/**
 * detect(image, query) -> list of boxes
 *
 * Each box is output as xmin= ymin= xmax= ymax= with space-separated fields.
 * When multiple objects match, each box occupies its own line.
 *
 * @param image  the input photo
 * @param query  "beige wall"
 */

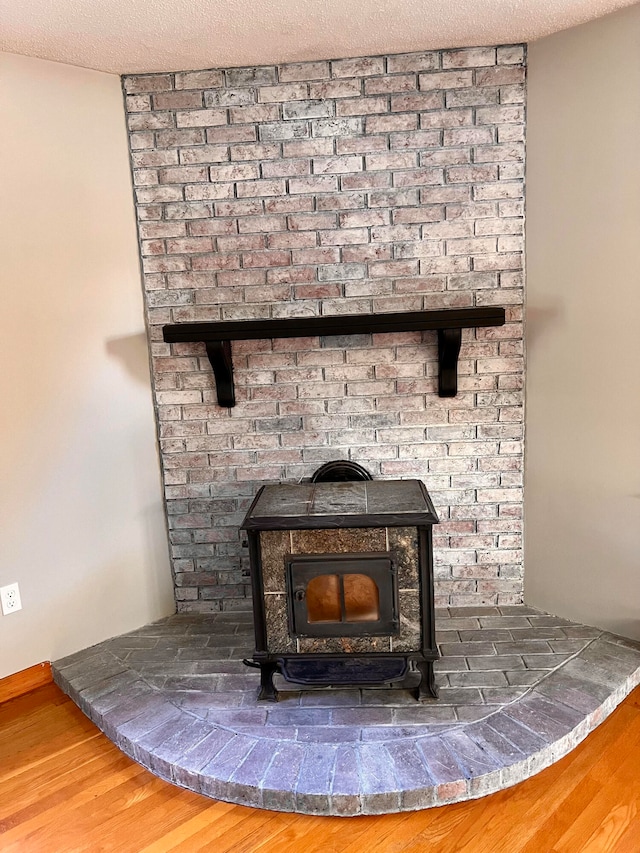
xmin=0 ymin=52 xmax=174 ymax=679
xmin=525 ymin=5 xmax=640 ymax=639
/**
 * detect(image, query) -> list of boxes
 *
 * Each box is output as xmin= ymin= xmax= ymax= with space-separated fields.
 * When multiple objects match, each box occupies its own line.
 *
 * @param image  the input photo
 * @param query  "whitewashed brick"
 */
xmin=278 ymin=61 xmax=330 ymax=82
xmin=206 ymin=126 xmax=256 ymax=144
xmin=184 ymin=183 xmax=234 ymax=201
xmin=500 ymin=84 xmax=526 ymax=104
xmin=336 ymin=96 xmax=389 ymax=116
xmin=156 ymin=129 xmax=205 ymax=148
xmin=309 ymin=79 xmax=362 ymax=99
xmin=175 ymin=109 xmax=227 ymax=128
xmin=476 ymin=105 xmax=525 ymax=125
xmin=319 ymin=228 xmax=369 ymax=246
xmin=229 ymin=104 xmax=279 ymax=124
xmin=259 ymin=82 xmax=308 ymax=103
xmin=475 ymin=143 xmax=525 ymax=163
xmin=291 ymin=247 xmax=340 ymax=264
xmin=259 ymin=122 xmax=309 ymax=141
xmin=336 ymin=136 xmax=388 ymax=154
xmin=125 ymin=74 xmax=172 ymax=94
xmin=420 ymin=109 xmax=474 ymax=129
xmin=134 ymin=167 xmax=157 ymax=189
xmin=342 ymin=244 xmax=392 ymax=262
xmin=442 ymin=48 xmax=496 ymax=68
xmin=230 ymin=143 xmax=280 ymax=161
xmin=473 ymin=182 xmax=523 ymax=201
xmin=129 ymin=131 xmax=154 ymax=149
xmin=500 ymin=163 xmax=525 ymax=180
xmin=132 ymin=150 xmax=178 ymax=168
xmin=342 ymin=172 xmax=392 ymax=191
xmin=391 ymin=92 xmax=444 ymax=111
xmin=139 ymin=222 xmax=186 ymax=239
xmin=393 ymin=168 xmax=445 ymax=188
xmin=366 ymin=151 xmax=417 ymax=170
xmin=446 ymin=165 xmax=498 ymax=183
xmin=224 ymin=65 xmax=276 ymax=87
xmin=420 ymin=148 xmax=471 ymax=167
xmin=175 ymin=69 xmax=223 ymax=90
xmin=445 ymin=88 xmax=498 ymax=108
xmin=475 ymin=218 xmax=523 ymax=236
xmin=366 ymin=114 xmax=418 ymax=133
xmin=318 ymin=263 xmax=366 ymax=281
xmin=389 ymin=129 xmax=441 ymax=150
xmin=421 ymin=220 xmax=474 ymax=239
xmin=124 ymin=41 xmax=526 ymax=610
xmin=473 ymin=253 xmax=522 ymax=271
xmin=339 ymin=210 xmax=387 ymax=228
xmin=365 ymin=74 xmax=417 ymax=95
xmin=313 ymin=155 xmax=363 ymax=174
xmin=179 ymin=146 xmax=229 ymax=164
xmin=332 ymin=56 xmax=385 ymax=77
xmin=371 ymin=224 xmax=420 ymax=242
xmin=283 ymin=100 xmax=333 ymax=120
xmin=154 ymin=91 xmax=203 ymax=110
xmin=393 ymin=206 xmax=443 ymax=224
xmin=420 ymin=257 xmax=471 ymax=275
xmin=311 ymin=117 xmax=363 ymax=137
xmin=289 ymin=175 xmax=338 ymax=194
xmin=126 ymin=94 xmax=151 ymax=112
xmin=497 ymin=45 xmax=526 ymax=65
xmin=420 ymin=70 xmax=473 ymax=90
xmin=236 ymin=179 xmax=286 ymax=198
xmin=204 ymin=88 xmax=255 ymax=108
xmin=128 ymin=112 xmax=174 ymax=131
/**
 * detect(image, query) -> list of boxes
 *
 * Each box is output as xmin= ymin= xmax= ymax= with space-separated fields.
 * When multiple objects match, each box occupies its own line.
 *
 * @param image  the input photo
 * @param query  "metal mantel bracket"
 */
xmin=205 ymin=341 xmax=235 ymax=408
xmin=162 ymin=307 xmax=505 ymax=408
xmin=437 ymin=328 xmax=463 ymax=397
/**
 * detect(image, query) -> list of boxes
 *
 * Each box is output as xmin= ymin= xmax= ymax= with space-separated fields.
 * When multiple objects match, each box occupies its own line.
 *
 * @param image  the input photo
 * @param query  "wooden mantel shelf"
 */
xmin=162 ymin=307 xmax=505 ymax=408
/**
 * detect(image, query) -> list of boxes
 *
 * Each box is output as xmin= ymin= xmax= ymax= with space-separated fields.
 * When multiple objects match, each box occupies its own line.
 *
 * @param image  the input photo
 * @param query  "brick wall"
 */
xmin=123 ymin=44 xmax=526 ymax=612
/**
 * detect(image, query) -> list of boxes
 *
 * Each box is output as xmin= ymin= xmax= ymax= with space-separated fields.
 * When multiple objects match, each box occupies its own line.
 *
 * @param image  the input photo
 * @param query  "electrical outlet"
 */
xmin=0 ymin=583 xmax=22 ymax=615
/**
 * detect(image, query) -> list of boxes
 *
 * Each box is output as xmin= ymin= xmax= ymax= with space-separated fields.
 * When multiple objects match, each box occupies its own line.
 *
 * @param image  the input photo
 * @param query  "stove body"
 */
xmin=241 ymin=479 xmax=439 ymax=701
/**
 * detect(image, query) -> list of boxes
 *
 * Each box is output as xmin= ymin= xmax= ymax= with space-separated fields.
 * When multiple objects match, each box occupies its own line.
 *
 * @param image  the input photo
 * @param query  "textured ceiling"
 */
xmin=0 ymin=0 xmax=636 ymax=75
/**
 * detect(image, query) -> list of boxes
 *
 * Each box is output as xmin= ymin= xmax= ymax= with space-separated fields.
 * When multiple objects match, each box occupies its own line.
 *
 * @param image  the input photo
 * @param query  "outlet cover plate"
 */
xmin=0 ymin=583 xmax=22 ymax=615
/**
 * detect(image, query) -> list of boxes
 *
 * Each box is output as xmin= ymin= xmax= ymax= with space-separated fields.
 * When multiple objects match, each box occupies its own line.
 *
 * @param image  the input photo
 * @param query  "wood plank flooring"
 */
xmin=1 ymin=684 xmax=639 ymax=852
xmin=0 ymin=663 xmax=52 ymax=705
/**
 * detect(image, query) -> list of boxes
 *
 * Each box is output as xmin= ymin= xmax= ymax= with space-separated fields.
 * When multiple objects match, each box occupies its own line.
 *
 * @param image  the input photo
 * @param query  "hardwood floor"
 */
xmin=0 ymin=663 xmax=51 ymax=705
xmin=1 ymin=684 xmax=639 ymax=852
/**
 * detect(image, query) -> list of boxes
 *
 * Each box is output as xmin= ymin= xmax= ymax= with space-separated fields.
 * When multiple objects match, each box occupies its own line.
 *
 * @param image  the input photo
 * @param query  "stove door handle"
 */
xmin=294 ymin=588 xmax=306 ymax=602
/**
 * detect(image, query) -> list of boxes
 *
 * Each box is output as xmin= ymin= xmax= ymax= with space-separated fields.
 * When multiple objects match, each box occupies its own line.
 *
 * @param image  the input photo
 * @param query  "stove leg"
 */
xmin=414 ymin=661 xmax=439 ymax=701
xmin=257 ymin=661 xmax=279 ymax=702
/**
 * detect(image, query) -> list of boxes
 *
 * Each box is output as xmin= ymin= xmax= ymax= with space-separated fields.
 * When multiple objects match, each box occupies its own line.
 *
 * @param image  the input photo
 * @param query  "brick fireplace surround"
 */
xmin=123 ymin=44 xmax=526 ymax=614
xmin=49 ymin=43 xmax=640 ymax=817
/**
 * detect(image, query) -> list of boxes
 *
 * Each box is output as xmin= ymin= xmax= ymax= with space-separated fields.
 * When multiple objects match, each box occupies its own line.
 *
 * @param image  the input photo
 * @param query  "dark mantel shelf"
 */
xmin=162 ymin=307 xmax=505 ymax=408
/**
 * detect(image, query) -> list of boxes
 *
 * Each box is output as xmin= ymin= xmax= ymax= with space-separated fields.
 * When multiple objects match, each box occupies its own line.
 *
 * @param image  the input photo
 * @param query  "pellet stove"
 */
xmin=241 ymin=477 xmax=439 ymax=701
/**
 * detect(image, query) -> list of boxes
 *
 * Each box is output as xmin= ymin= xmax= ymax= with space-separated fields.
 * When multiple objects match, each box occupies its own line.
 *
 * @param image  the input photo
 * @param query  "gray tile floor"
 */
xmin=53 ymin=606 xmax=640 ymax=815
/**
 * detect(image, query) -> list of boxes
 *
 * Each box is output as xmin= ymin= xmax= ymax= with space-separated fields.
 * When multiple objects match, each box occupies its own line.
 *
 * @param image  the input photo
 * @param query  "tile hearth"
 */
xmin=53 ymin=606 xmax=640 ymax=816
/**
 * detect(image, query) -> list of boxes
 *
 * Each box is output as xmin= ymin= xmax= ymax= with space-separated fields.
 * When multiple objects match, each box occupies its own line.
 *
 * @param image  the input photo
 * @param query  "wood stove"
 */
xmin=241 ymin=478 xmax=439 ymax=701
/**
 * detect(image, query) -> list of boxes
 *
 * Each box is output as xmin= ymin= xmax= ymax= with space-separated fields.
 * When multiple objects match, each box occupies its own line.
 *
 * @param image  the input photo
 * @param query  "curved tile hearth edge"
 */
xmin=52 ymin=608 xmax=640 ymax=816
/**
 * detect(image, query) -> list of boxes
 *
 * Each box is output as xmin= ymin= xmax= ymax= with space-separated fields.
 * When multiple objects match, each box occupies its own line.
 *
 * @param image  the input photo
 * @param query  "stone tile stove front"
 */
xmin=241 ymin=479 xmax=440 ymax=701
